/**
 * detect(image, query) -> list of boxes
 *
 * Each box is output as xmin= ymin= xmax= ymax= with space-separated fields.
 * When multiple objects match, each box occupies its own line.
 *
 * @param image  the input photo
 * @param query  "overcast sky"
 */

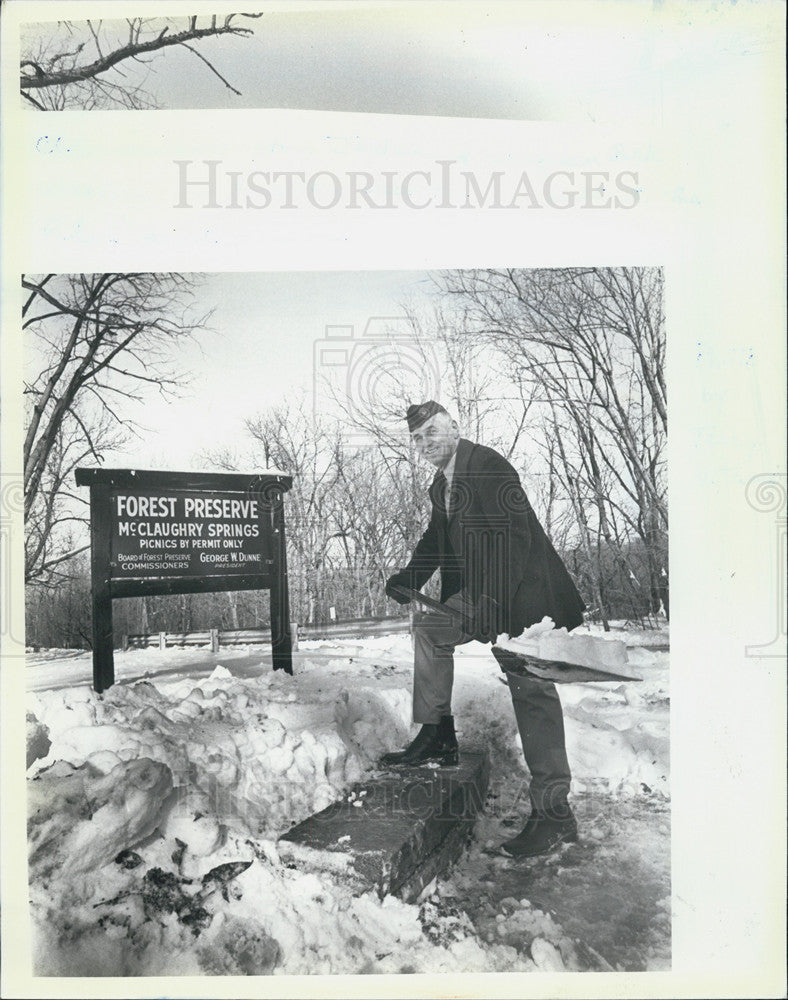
xmin=19 ymin=1 xmax=736 ymax=123
xmin=102 ymin=270 xmax=438 ymax=470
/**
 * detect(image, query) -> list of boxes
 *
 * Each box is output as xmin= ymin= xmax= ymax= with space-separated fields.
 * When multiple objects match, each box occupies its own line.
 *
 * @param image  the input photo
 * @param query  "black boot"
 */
xmin=437 ymin=714 xmax=459 ymax=765
xmin=499 ymin=807 xmax=578 ymax=858
xmin=380 ymin=717 xmax=458 ymax=767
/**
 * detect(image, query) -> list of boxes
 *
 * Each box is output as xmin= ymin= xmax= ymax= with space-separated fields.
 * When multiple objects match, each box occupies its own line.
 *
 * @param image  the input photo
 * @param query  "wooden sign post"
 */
xmin=75 ymin=468 xmax=294 ymax=692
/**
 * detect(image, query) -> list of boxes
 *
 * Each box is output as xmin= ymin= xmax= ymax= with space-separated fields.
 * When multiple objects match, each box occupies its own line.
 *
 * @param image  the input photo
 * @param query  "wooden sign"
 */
xmin=75 ymin=468 xmax=294 ymax=692
xmin=109 ymin=489 xmax=271 ymax=579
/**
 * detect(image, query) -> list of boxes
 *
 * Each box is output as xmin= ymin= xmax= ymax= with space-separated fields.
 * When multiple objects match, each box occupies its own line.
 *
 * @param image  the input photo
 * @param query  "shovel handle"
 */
xmin=388 ymin=584 xmax=489 ymax=638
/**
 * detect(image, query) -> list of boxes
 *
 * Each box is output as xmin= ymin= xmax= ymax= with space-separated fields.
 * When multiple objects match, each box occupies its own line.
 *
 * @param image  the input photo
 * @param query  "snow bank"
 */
xmin=26 ymin=624 xmax=669 ymax=975
xmin=498 ymin=615 xmax=629 ymax=670
xmin=26 ymin=712 xmax=50 ymax=767
xmin=446 ymin=638 xmax=669 ymax=800
xmin=29 ymin=757 xmax=172 ymax=876
xmin=28 ymin=652 xmax=517 ymax=976
xmin=29 ymin=663 xmax=405 ymax=842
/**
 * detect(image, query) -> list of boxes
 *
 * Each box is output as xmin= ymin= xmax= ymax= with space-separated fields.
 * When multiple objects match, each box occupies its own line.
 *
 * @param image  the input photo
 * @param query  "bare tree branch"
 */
xmin=23 ymin=272 xmax=208 ymax=582
xmin=180 ymin=42 xmax=242 ymax=95
xmin=21 ymin=14 xmax=261 ymax=110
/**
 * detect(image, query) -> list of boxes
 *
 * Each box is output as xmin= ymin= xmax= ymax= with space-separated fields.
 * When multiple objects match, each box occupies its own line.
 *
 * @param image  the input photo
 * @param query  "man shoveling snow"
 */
xmin=383 ymin=401 xmax=589 ymax=859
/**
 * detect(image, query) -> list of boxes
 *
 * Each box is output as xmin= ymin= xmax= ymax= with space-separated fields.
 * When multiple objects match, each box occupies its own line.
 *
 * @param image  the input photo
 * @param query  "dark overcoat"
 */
xmin=401 ymin=438 xmax=585 ymax=634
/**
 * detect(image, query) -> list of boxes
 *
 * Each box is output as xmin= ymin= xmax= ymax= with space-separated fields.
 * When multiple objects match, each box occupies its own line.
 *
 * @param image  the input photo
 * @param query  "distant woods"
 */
xmin=24 ymin=267 xmax=667 ymax=648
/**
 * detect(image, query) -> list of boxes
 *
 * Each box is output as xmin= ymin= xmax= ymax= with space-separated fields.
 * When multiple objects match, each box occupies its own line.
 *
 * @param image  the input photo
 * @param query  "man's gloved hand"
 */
xmin=385 ymin=571 xmax=413 ymax=604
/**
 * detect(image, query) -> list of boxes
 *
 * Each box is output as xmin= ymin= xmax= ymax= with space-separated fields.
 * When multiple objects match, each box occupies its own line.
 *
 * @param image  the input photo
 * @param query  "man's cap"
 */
xmin=406 ymin=400 xmax=449 ymax=432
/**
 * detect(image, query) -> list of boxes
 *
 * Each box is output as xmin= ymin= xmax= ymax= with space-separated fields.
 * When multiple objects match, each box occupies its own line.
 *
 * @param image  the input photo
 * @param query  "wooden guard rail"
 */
xmin=122 ymin=615 xmax=411 ymax=652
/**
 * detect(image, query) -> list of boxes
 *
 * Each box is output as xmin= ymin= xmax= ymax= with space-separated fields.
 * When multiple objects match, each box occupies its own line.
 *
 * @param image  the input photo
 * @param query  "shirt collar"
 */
xmin=442 ymin=445 xmax=459 ymax=483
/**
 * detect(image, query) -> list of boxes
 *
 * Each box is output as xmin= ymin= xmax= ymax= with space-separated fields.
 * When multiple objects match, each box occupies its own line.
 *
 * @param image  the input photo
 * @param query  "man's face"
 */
xmin=411 ymin=414 xmax=460 ymax=468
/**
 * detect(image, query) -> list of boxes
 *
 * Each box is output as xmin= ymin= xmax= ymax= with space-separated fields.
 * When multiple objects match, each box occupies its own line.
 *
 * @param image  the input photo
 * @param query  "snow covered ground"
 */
xmin=26 ymin=621 xmax=669 ymax=977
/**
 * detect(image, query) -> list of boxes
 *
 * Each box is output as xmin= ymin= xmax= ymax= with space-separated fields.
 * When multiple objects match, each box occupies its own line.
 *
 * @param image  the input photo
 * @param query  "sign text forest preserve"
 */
xmin=110 ymin=489 xmax=269 ymax=578
xmin=76 ymin=467 xmax=294 ymax=691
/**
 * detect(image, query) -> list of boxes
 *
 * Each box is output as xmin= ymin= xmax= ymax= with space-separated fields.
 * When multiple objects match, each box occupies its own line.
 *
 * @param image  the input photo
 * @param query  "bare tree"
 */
xmin=23 ymin=404 xmax=124 ymax=589
xmin=438 ymin=267 xmax=668 ymax=622
xmin=311 ymin=305 xmax=551 ymax=614
xmin=23 ymin=273 xmax=208 ymax=582
xmin=328 ymin=444 xmax=440 ymax=616
xmin=202 ymin=391 xmax=434 ymax=623
xmin=233 ymin=397 xmax=343 ymax=623
xmin=20 ymin=14 xmax=262 ymax=110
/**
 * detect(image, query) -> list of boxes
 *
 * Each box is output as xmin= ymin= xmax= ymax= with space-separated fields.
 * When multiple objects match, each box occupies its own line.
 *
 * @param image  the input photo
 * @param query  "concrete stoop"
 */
xmin=278 ymin=749 xmax=490 ymax=902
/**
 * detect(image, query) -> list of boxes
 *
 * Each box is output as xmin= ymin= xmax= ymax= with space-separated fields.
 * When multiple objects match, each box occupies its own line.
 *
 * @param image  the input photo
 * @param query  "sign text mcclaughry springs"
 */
xmin=112 ymin=491 xmax=268 ymax=578
xmin=76 ymin=468 xmax=294 ymax=691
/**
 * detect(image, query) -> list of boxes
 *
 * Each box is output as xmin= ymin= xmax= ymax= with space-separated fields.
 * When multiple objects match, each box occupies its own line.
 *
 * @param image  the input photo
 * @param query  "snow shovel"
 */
xmin=489 ymin=644 xmax=642 ymax=684
xmin=387 ymin=583 xmax=494 ymax=637
xmin=389 ymin=584 xmax=641 ymax=684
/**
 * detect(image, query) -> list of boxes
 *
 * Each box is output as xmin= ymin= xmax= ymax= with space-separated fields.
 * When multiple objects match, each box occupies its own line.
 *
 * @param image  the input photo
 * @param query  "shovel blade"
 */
xmin=492 ymin=645 xmax=642 ymax=684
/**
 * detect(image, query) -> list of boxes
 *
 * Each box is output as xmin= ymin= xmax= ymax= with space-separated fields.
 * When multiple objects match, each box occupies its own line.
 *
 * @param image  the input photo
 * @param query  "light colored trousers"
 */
xmin=412 ymin=591 xmax=572 ymax=815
